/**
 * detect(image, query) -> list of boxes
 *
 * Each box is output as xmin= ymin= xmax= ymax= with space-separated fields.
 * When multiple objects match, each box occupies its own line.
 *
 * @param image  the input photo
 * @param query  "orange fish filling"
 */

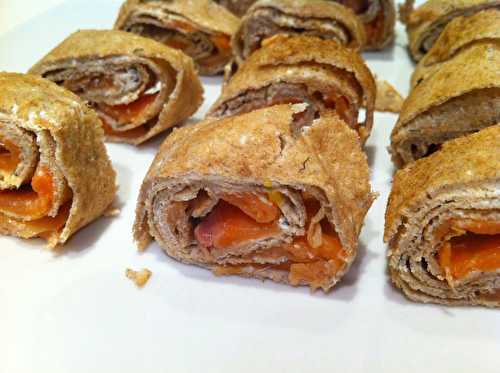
xmin=438 ymin=220 xmax=500 ymax=280
xmin=100 ymin=120 xmax=149 ymax=139
xmin=194 ymin=199 xmax=281 ymax=249
xmin=0 ymin=166 xmax=54 ymax=219
xmin=162 ymin=18 xmax=230 ymax=57
xmin=220 ymin=192 xmax=280 ymax=223
xmin=0 ymin=202 xmax=71 ymax=240
xmin=98 ymin=92 xmax=159 ymax=127
xmin=324 ymin=94 xmax=354 ymax=126
xmin=0 ymin=138 xmax=21 ymax=174
xmin=211 ymin=34 xmax=231 ymax=52
xmin=166 ymin=20 xmax=198 ymax=34
xmin=364 ymin=9 xmax=385 ymax=46
xmin=194 ymin=192 xmax=347 ymax=283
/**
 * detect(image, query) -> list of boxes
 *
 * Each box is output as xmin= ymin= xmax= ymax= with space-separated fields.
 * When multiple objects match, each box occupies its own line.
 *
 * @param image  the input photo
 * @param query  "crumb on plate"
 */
xmin=126 ymin=268 xmax=152 ymax=288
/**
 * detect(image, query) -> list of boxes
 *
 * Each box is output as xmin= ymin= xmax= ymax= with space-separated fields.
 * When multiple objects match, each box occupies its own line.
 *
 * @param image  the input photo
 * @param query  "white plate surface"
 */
xmin=0 ymin=1 xmax=498 ymax=372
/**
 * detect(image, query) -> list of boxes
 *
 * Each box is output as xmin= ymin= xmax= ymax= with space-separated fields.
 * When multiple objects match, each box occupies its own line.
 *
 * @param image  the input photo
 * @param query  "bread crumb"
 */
xmin=104 ymin=207 xmax=121 ymax=217
xmin=375 ymin=80 xmax=404 ymax=113
xmin=126 ymin=268 xmax=152 ymax=288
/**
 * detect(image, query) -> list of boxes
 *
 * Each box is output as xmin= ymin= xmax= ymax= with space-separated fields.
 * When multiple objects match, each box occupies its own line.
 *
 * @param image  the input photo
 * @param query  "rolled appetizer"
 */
xmin=411 ymin=9 xmax=500 ymax=88
xmin=232 ymin=0 xmax=366 ymax=65
xmin=134 ymin=104 xmax=374 ymax=291
xmin=30 ymin=30 xmax=203 ymax=146
xmin=400 ymin=0 xmax=500 ymax=61
xmin=209 ymin=35 xmax=376 ymax=143
xmin=0 ymin=73 xmax=116 ymax=248
xmin=336 ymin=0 xmax=396 ymax=49
xmin=385 ymin=125 xmax=500 ymax=307
xmin=114 ymin=0 xmax=240 ymax=75
xmin=390 ymin=41 xmax=500 ymax=168
xmin=216 ymin=0 xmax=395 ymax=49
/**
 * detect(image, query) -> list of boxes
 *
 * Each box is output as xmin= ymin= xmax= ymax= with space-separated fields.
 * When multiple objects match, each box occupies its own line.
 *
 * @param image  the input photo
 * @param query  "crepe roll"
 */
xmin=0 ymin=73 xmax=116 ymax=248
xmin=114 ymin=0 xmax=240 ymax=75
xmin=336 ymin=0 xmax=396 ymax=49
xmin=390 ymin=42 xmax=500 ymax=168
xmin=400 ymin=0 xmax=500 ymax=61
xmin=29 ymin=30 xmax=203 ymax=146
xmin=232 ymin=0 xmax=366 ymax=65
xmin=411 ymin=9 xmax=500 ymax=88
xmin=209 ymin=35 xmax=376 ymax=142
xmin=385 ymin=125 xmax=500 ymax=307
xmin=134 ymin=104 xmax=374 ymax=291
xmin=216 ymin=0 xmax=395 ymax=49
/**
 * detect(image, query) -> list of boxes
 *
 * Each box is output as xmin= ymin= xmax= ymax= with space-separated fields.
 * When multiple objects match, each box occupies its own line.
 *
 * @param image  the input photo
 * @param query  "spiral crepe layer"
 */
xmin=411 ymin=8 xmax=500 ymax=88
xmin=390 ymin=42 xmax=500 ymax=167
xmin=385 ymin=126 xmax=500 ymax=307
xmin=134 ymin=104 xmax=374 ymax=290
xmin=115 ymin=0 xmax=240 ymax=75
xmin=0 ymin=73 xmax=116 ymax=248
xmin=402 ymin=0 xmax=500 ymax=61
xmin=232 ymin=0 xmax=367 ymax=66
xmin=30 ymin=30 xmax=203 ymax=145
xmin=209 ymin=35 xmax=376 ymax=143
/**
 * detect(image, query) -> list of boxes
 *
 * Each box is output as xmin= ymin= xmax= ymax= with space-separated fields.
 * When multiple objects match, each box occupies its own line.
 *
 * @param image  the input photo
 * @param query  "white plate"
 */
xmin=0 ymin=1 xmax=498 ymax=372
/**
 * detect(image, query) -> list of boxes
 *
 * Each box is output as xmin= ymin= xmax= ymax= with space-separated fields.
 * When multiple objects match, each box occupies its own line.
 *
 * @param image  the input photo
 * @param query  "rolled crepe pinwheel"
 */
xmin=400 ymin=0 xmax=500 ymax=61
xmin=216 ymin=0 xmax=395 ymax=49
xmin=232 ymin=0 xmax=366 ymax=66
xmin=209 ymin=35 xmax=375 ymax=143
xmin=411 ymin=8 xmax=500 ymax=88
xmin=335 ymin=0 xmax=396 ymax=49
xmin=134 ymin=104 xmax=374 ymax=291
xmin=390 ymin=41 xmax=500 ymax=167
xmin=114 ymin=0 xmax=240 ymax=75
xmin=0 ymin=73 xmax=116 ymax=248
xmin=30 ymin=30 xmax=203 ymax=146
xmin=385 ymin=125 xmax=500 ymax=307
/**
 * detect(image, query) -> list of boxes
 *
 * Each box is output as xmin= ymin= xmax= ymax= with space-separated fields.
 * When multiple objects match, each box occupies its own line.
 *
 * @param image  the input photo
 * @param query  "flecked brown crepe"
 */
xmin=134 ymin=104 xmax=374 ymax=291
xmin=208 ymin=35 xmax=376 ymax=143
xmin=385 ymin=125 xmax=500 ymax=307
xmin=232 ymin=0 xmax=367 ymax=66
xmin=114 ymin=0 xmax=240 ymax=75
xmin=30 ymin=30 xmax=203 ymax=146
xmin=400 ymin=0 xmax=500 ymax=61
xmin=0 ymin=73 xmax=116 ymax=248
xmin=410 ymin=8 xmax=500 ymax=88
xmin=390 ymin=41 xmax=500 ymax=167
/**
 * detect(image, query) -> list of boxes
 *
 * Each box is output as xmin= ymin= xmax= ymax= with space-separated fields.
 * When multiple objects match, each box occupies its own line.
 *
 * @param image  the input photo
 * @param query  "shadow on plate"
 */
xmin=365 ymin=144 xmax=377 ymax=168
xmin=54 ymin=206 xmax=122 ymax=258
xmin=201 ymin=76 xmax=224 ymax=88
xmin=363 ymin=42 xmax=396 ymax=62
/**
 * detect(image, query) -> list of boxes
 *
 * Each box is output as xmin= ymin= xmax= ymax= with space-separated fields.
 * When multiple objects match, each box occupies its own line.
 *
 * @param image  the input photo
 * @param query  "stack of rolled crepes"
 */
xmin=232 ymin=0 xmax=367 ymax=66
xmin=209 ymin=35 xmax=376 ymax=142
xmin=114 ymin=0 xmax=240 ymax=75
xmin=385 ymin=125 xmax=500 ymax=307
xmin=29 ymin=30 xmax=203 ymax=146
xmin=401 ymin=0 xmax=500 ymax=61
xmin=0 ymin=73 xmax=116 ymax=248
xmin=134 ymin=104 xmax=374 ymax=290
xmin=390 ymin=15 xmax=500 ymax=167
xmin=215 ymin=0 xmax=395 ymax=50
